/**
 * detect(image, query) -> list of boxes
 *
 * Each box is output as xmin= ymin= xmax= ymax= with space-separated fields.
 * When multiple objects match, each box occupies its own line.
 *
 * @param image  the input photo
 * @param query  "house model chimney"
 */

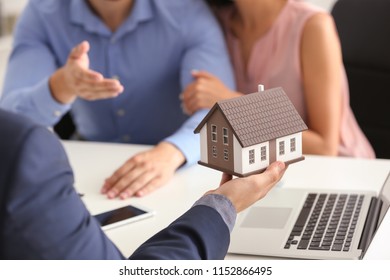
xmin=258 ymin=84 xmax=265 ymax=92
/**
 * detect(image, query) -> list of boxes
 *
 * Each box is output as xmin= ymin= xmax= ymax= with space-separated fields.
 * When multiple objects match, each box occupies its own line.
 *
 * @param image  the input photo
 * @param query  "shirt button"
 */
xmin=122 ymin=135 xmax=130 ymax=142
xmin=117 ymin=109 xmax=125 ymax=116
xmin=53 ymin=110 xmax=61 ymax=117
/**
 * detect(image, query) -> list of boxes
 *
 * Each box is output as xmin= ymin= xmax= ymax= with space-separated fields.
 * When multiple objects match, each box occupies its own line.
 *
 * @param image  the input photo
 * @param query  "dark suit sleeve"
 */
xmin=3 ymin=126 xmax=125 ymax=259
xmin=3 ymin=125 xmax=230 ymax=260
xmin=130 ymin=205 xmax=230 ymax=260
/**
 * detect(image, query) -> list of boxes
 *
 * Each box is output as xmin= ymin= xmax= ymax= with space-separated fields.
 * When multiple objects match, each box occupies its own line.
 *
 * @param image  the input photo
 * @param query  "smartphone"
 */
xmin=94 ymin=204 xmax=154 ymax=230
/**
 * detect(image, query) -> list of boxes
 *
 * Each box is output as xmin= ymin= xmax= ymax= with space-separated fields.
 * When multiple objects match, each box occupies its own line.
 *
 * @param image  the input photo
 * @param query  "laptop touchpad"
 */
xmin=241 ymin=207 xmax=292 ymax=229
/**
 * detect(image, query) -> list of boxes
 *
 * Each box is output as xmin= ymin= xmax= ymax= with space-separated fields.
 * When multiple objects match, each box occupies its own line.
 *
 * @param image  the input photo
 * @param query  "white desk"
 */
xmin=62 ymin=140 xmax=390 ymax=260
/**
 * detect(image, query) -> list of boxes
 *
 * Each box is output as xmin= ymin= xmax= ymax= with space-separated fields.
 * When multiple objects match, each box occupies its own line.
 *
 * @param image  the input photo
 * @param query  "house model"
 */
xmin=194 ymin=86 xmax=308 ymax=177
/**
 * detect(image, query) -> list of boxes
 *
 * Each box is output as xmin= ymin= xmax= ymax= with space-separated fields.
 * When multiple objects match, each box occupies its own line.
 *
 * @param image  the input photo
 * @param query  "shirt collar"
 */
xmin=70 ymin=0 xmax=154 ymax=36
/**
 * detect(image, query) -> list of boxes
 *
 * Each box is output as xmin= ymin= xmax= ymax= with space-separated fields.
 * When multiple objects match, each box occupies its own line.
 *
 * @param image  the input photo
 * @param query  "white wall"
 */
xmin=0 ymin=0 xmax=27 ymax=95
xmin=1 ymin=0 xmax=28 ymax=15
xmin=0 ymin=36 xmax=11 ymax=95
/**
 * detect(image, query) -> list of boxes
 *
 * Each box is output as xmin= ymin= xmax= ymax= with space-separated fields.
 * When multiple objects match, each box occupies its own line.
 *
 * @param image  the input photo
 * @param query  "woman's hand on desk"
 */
xmin=101 ymin=142 xmax=185 ymax=199
xmin=208 ymin=161 xmax=286 ymax=212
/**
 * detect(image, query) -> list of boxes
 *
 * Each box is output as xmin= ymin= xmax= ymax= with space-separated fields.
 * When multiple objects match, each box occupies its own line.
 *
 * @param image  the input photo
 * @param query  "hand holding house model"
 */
xmin=194 ymin=85 xmax=308 ymax=177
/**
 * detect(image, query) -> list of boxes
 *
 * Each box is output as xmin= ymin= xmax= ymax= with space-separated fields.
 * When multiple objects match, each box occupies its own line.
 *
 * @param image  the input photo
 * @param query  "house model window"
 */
xmin=224 ymin=149 xmax=229 ymax=161
xmin=261 ymin=146 xmax=267 ymax=161
xmin=194 ymin=86 xmax=307 ymax=177
xmin=223 ymin=127 xmax=229 ymax=145
xmin=279 ymin=141 xmax=285 ymax=156
xmin=211 ymin=125 xmax=217 ymax=142
xmin=290 ymin=138 xmax=296 ymax=152
xmin=249 ymin=149 xmax=255 ymax=164
xmin=212 ymin=145 xmax=217 ymax=158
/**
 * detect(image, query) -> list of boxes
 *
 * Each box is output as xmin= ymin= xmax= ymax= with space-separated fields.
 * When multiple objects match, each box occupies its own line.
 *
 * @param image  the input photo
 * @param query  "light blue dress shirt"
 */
xmin=0 ymin=0 xmax=235 ymax=166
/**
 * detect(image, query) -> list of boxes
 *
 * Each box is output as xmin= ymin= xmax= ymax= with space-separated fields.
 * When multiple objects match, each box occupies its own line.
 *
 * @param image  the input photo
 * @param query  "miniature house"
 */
xmin=194 ymin=86 xmax=308 ymax=177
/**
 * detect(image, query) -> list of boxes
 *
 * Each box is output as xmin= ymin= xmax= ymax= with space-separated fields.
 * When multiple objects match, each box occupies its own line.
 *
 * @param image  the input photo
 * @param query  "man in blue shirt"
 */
xmin=0 ymin=0 xmax=235 ymax=199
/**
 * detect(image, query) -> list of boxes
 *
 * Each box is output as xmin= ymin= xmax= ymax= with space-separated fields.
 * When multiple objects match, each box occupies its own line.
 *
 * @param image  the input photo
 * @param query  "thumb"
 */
xmin=261 ymin=161 xmax=286 ymax=186
xmin=69 ymin=41 xmax=90 ymax=60
xmin=191 ymin=70 xmax=217 ymax=80
xmin=219 ymin=172 xmax=233 ymax=186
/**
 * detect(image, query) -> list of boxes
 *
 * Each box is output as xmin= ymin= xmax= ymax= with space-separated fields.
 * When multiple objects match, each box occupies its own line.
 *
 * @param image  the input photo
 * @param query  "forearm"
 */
xmin=0 ymin=77 xmax=71 ymax=126
xmin=49 ymin=67 xmax=77 ymax=104
xmin=302 ymin=130 xmax=339 ymax=156
xmin=1 ymin=22 xmax=71 ymax=126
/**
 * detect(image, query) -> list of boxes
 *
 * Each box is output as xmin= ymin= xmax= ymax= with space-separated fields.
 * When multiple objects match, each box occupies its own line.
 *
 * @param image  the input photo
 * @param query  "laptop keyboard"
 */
xmin=284 ymin=193 xmax=364 ymax=252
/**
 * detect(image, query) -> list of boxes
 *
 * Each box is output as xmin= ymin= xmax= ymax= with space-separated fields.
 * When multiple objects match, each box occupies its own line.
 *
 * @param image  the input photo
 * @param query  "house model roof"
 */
xmin=194 ymin=87 xmax=308 ymax=147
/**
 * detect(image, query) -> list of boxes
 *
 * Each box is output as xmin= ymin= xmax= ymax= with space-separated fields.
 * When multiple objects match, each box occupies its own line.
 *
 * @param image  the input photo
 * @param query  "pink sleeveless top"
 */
xmin=219 ymin=0 xmax=375 ymax=158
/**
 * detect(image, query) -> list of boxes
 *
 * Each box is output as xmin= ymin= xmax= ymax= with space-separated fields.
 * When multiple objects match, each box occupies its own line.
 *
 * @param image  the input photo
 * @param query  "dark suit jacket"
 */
xmin=0 ymin=109 xmax=229 ymax=259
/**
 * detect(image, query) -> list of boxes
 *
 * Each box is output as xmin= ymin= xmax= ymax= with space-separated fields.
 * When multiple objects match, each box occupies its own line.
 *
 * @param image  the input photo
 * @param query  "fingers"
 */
xmin=249 ymin=161 xmax=286 ymax=195
xmin=135 ymin=178 xmax=162 ymax=197
xmin=191 ymin=70 xmax=217 ymax=80
xmin=101 ymin=146 xmax=180 ymax=199
xmin=69 ymin=41 xmax=90 ymax=60
xmin=187 ymin=72 xmax=219 ymax=96
xmin=219 ymin=172 xmax=232 ymax=186
xmin=77 ymin=78 xmax=124 ymax=100
xmin=263 ymin=161 xmax=286 ymax=185
xmin=69 ymin=65 xmax=124 ymax=99
xmin=117 ymin=170 xmax=156 ymax=199
xmin=180 ymin=82 xmax=197 ymax=101
xmin=180 ymin=80 xmax=214 ymax=115
xmin=182 ymin=91 xmax=217 ymax=115
xmin=76 ymin=69 xmax=103 ymax=82
xmin=209 ymin=161 xmax=287 ymax=213
xmin=103 ymin=165 xmax=161 ymax=199
xmin=66 ymin=41 xmax=124 ymax=99
xmin=181 ymin=71 xmax=234 ymax=115
xmin=181 ymin=96 xmax=203 ymax=116
xmin=101 ymin=159 xmax=135 ymax=193
xmin=181 ymin=71 xmax=217 ymax=102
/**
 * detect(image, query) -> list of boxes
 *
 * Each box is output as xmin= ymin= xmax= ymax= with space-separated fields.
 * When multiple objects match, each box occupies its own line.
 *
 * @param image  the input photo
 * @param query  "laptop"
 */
xmin=228 ymin=171 xmax=390 ymax=260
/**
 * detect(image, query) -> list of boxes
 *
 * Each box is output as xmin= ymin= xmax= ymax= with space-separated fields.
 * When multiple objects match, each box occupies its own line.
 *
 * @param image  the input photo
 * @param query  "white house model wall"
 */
xmin=199 ymin=125 xmax=208 ymax=164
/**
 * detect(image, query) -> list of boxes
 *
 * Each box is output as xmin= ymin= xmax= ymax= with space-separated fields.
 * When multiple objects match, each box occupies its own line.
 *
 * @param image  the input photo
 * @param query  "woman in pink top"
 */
xmin=181 ymin=0 xmax=375 ymax=158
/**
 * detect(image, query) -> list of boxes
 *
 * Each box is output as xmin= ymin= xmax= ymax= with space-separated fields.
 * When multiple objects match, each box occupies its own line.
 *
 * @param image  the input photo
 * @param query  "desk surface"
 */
xmin=62 ymin=140 xmax=390 ymax=260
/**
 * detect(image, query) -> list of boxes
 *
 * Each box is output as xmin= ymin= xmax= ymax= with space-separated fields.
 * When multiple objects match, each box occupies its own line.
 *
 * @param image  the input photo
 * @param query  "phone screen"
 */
xmin=94 ymin=205 xmax=153 ymax=230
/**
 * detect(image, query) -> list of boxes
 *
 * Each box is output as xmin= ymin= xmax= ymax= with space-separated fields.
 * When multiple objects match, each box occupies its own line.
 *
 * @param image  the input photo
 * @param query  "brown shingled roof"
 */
xmin=194 ymin=87 xmax=308 ymax=147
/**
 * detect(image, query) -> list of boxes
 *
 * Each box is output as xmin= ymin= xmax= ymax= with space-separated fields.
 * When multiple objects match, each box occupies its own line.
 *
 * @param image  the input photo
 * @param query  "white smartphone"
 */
xmin=94 ymin=204 xmax=154 ymax=230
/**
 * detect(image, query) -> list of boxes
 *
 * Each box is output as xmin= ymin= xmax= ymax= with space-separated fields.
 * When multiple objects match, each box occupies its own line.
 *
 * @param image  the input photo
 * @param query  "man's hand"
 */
xmin=180 ymin=70 xmax=241 ymax=115
xmin=101 ymin=142 xmax=185 ymax=199
xmin=208 ymin=161 xmax=286 ymax=212
xmin=49 ymin=41 xmax=124 ymax=104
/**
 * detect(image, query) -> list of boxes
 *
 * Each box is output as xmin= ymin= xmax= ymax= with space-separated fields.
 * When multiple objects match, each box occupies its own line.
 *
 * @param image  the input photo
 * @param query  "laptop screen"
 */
xmin=377 ymin=172 xmax=390 ymax=229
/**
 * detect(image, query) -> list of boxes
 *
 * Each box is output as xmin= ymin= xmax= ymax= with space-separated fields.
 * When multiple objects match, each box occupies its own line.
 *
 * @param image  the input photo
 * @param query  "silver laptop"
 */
xmin=228 ymin=171 xmax=390 ymax=260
